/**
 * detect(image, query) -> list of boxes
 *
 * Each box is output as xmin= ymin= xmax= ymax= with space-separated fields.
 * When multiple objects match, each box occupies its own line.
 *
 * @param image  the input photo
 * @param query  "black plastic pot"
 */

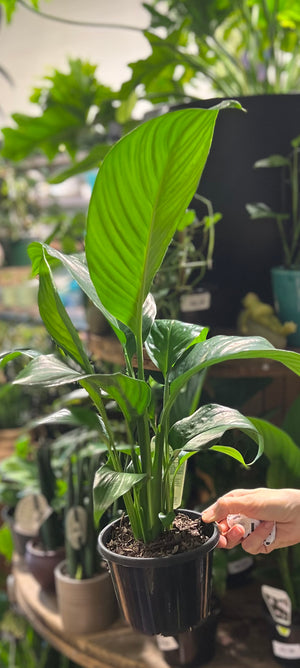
xmin=156 ymin=606 xmax=220 ymax=666
xmin=98 ymin=509 xmax=219 ymax=636
xmin=268 ymin=615 xmax=300 ymax=667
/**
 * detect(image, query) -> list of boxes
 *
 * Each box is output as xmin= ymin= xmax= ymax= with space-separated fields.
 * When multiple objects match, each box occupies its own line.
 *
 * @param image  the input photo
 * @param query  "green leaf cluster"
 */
xmin=1 ymin=58 xmax=116 ymax=163
xmin=120 ymin=0 xmax=300 ymax=103
xmin=246 ymin=134 xmax=300 ymax=268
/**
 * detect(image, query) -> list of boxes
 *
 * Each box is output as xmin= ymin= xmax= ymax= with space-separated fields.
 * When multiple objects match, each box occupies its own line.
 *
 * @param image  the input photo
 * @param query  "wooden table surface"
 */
xmin=12 ymin=558 xmax=280 ymax=668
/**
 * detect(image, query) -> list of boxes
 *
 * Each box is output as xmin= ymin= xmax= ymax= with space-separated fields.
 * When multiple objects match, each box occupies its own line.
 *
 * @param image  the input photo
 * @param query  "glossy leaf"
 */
xmin=145 ymin=319 xmax=207 ymax=376
xmin=14 ymin=354 xmax=82 ymax=387
xmin=30 ymin=408 xmax=101 ymax=430
xmin=210 ymin=446 xmax=251 ymax=467
xmin=169 ymin=335 xmax=300 ymax=399
xmin=84 ymin=374 xmax=151 ymax=422
xmin=37 ymin=250 xmax=92 ymax=372
xmin=169 ymin=403 xmax=263 ymax=464
xmin=14 ymin=355 xmax=150 ymax=422
xmin=28 ymin=242 xmax=126 ymax=344
xmin=93 ymin=464 xmax=147 ymax=523
xmin=86 ymin=102 xmax=242 ymax=337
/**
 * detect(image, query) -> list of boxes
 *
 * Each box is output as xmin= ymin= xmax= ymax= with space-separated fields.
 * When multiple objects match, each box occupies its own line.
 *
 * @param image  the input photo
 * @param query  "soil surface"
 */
xmin=106 ymin=513 xmax=211 ymax=558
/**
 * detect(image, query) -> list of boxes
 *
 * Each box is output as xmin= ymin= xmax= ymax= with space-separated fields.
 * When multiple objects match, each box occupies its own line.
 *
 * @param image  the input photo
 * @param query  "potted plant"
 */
xmin=246 ymin=134 xmax=300 ymax=346
xmin=54 ymin=454 xmax=119 ymax=634
xmin=24 ymin=443 xmax=65 ymax=591
xmin=3 ymin=103 xmax=300 ymax=638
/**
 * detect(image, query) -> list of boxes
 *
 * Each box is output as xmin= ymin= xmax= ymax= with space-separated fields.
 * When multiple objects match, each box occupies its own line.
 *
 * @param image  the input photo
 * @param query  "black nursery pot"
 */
xmin=98 ymin=509 xmax=219 ymax=636
xmin=157 ymin=607 xmax=220 ymax=667
xmin=269 ymin=616 xmax=300 ymax=667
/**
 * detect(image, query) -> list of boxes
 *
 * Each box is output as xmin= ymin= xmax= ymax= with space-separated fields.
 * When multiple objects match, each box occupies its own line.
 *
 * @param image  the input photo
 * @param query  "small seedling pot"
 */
xmin=98 ymin=509 xmax=219 ymax=636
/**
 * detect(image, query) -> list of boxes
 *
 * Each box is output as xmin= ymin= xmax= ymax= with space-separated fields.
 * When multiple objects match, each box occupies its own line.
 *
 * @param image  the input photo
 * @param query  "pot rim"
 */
xmin=271 ymin=265 xmax=300 ymax=274
xmin=26 ymin=539 xmax=65 ymax=558
xmin=54 ymin=559 xmax=109 ymax=585
xmin=98 ymin=509 xmax=219 ymax=568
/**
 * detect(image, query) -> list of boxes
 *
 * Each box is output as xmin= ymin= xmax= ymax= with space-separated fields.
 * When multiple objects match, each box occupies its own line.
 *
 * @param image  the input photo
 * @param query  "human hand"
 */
xmin=202 ymin=487 xmax=300 ymax=554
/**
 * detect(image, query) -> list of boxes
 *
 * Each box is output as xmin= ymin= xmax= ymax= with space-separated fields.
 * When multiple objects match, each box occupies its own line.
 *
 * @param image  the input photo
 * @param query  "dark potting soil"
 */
xmin=106 ymin=513 xmax=211 ymax=558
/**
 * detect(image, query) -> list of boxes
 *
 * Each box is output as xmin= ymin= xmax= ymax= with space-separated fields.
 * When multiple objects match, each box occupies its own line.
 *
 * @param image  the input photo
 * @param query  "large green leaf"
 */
xmin=86 ymin=102 xmax=242 ymax=337
xmin=169 ymin=403 xmax=263 ymax=464
xmin=85 ymin=374 xmax=151 ymax=422
xmin=14 ymin=355 xmax=150 ymax=421
xmin=93 ymin=464 xmax=147 ymax=523
xmin=37 ymin=250 xmax=92 ymax=372
xmin=145 ymin=319 xmax=207 ymax=376
xmin=28 ymin=242 xmax=126 ymax=345
xmin=169 ymin=335 xmax=300 ymax=398
xmin=13 ymin=354 xmax=82 ymax=387
xmin=250 ymin=417 xmax=300 ymax=488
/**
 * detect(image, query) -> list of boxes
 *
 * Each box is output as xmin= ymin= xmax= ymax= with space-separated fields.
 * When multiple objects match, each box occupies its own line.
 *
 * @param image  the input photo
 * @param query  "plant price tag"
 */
xmin=261 ymin=585 xmax=292 ymax=626
xmin=66 ymin=506 xmax=88 ymax=549
xmin=168 ymin=451 xmax=187 ymax=509
xmin=272 ymin=641 xmax=300 ymax=660
xmin=227 ymin=556 xmax=253 ymax=575
xmin=180 ymin=291 xmax=211 ymax=312
xmin=14 ymin=494 xmax=52 ymax=535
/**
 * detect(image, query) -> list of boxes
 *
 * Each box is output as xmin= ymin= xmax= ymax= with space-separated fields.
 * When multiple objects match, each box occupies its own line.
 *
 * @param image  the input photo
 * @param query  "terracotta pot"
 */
xmin=54 ymin=560 xmax=119 ymax=634
xmin=98 ymin=509 xmax=219 ymax=636
xmin=25 ymin=540 xmax=65 ymax=591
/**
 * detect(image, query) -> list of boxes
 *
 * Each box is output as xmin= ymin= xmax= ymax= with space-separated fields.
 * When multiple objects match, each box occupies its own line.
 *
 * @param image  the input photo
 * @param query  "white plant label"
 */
xmin=180 ymin=292 xmax=211 ymax=312
xmin=272 ymin=641 xmax=300 ymax=659
xmin=227 ymin=556 xmax=253 ymax=575
xmin=14 ymin=494 xmax=52 ymax=534
xmin=261 ymin=585 xmax=292 ymax=626
xmin=66 ymin=506 xmax=88 ymax=549
xmin=169 ymin=453 xmax=187 ymax=509
xmin=156 ymin=635 xmax=179 ymax=651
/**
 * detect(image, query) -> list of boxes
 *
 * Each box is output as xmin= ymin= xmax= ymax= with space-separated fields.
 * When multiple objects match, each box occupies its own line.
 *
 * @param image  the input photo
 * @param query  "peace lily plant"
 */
xmin=3 ymin=102 xmax=300 ymax=547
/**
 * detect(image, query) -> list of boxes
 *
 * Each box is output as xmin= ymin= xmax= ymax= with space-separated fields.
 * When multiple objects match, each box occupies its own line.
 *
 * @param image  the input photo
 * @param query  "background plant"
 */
xmin=246 ymin=134 xmax=300 ymax=269
xmin=153 ymin=195 xmax=222 ymax=319
xmin=120 ymin=0 xmax=300 ymax=105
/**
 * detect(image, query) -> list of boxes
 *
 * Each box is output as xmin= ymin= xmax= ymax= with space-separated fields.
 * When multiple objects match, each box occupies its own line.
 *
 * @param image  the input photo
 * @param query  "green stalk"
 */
xmin=135 ymin=319 xmax=157 ymax=539
xmin=276 ymin=215 xmax=291 ymax=268
xmin=80 ymin=379 xmax=121 ymax=472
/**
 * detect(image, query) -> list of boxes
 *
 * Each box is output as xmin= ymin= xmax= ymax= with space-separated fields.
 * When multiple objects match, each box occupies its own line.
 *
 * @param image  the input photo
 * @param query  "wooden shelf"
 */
xmin=12 ymin=559 xmax=280 ymax=667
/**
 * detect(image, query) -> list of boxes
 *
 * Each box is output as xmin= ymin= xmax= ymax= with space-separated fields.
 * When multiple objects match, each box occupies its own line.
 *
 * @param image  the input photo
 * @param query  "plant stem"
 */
xmin=135 ymin=320 xmax=156 ymax=539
